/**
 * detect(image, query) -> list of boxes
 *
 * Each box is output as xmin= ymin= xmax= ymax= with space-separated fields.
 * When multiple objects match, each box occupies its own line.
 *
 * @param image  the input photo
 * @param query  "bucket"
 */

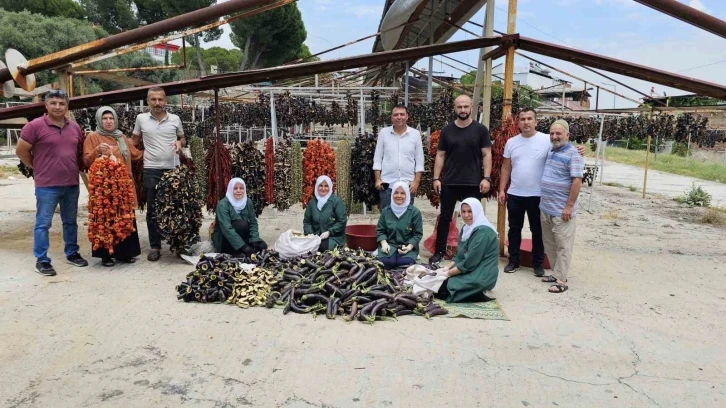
xmin=345 ymin=224 xmax=378 ymax=251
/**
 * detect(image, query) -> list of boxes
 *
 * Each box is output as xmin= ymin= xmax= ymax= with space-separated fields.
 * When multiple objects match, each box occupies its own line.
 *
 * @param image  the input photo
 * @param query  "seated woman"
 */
xmin=303 ymin=175 xmax=347 ymax=252
xmin=82 ymin=106 xmax=143 ymax=267
xmin=435 ymin=198 xmax=499 ymax=303
xmin=376 ymin=181 xmax=423 ymax=270
xmin=212 ymin=178 xmax=268 ymax=256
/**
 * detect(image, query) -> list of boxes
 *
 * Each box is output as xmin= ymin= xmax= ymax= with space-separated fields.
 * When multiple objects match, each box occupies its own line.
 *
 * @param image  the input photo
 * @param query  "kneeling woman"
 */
xmin=376 ymin=182 xmax=423 ymax=269
xmin=212 ymin=178 xmax=268 ymax=256
xmin=303 ymin=175 xmax=347 ymax=251
xmin=435 ymin=198 xmax=499 ymax=303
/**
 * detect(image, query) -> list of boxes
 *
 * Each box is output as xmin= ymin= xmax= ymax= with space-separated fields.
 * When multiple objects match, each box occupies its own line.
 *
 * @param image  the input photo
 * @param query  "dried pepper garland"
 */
xmin=265 ymin=138 xmax=275 ymax=205
xmin=87 ymin=157 xmax=136 ymax=254
xmin=189 ymin=136 xmax=207 ymax=202
xmin=155 ymin=164 xmax=203 ymax=254
xmin=302 ymin=138 xmax=336 ymax=208
xmin=230 ymin=140 xmax=266 ymax=216
xmin=490 ymin=115 xmax=520 ymax=200
xmin=290 ymin=141 xmax=303 ymax=205
xmin=205 ymin=138 xmax=232 ymax=213
xmin=351 ymin=133 xmax=378 ymax=208
xmin=273 ymin=135 xmax=293 ymax=211
xmin=335 ymin=140 xmax=353 ymax=213
xmin=427 ymin=130 xmax=441 ymax=209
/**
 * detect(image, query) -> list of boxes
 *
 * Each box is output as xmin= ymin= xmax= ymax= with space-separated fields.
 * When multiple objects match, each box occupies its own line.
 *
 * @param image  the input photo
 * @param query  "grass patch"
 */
xmin=602 ymin=209 xmax=622 ymax=220
xmin=701 ymin=208 xmax=726 ymax=225
xmin=0 ymin=165 xmax=20 ymax=178
xmin=628 ymin=185 xmax=638 ymax=192
xmin=585 ymin=146 xmax=726 ymax=183
xmin=603 ymin=181 xmax=624 ymax=188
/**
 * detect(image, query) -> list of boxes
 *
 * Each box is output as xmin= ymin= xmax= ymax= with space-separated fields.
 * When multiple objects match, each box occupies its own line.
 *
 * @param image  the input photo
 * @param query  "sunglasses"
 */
xmin=45 ymin=89 xmax=69 ymax=100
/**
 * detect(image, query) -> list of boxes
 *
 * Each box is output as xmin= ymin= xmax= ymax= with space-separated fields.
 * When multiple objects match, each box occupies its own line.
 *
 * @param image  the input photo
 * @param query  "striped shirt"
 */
xmin=540 ymin=143 xmax=584 ymax=217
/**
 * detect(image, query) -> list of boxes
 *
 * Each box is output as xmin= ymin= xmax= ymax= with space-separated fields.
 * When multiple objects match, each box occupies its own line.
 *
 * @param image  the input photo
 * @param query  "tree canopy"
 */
xmin=171 ymin=46 xmax=243 ymax=74
xmin=229 ymin=3 xmax=307 ymax=70
xmin=460 ymin=70 xmax=541 ymax=107
xmin=0 ymin=0 xmax=86 ymax=20
xmin=80 ymin=0 xmax=137 ymax=34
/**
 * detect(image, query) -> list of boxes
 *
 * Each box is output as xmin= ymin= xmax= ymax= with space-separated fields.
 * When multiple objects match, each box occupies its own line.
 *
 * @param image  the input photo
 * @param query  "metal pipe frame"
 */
xmin=633 ymin=0 xmax=726 ymax=39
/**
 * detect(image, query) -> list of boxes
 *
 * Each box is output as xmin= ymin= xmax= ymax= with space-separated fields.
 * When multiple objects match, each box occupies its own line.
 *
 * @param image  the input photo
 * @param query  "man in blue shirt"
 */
xmin=539 ymin=119 xmax=584 ymax=294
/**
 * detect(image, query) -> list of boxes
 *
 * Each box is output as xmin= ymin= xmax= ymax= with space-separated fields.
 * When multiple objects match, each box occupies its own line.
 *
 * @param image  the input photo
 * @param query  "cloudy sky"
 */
xmin=202 ymin=0 xmax=726 ymax=108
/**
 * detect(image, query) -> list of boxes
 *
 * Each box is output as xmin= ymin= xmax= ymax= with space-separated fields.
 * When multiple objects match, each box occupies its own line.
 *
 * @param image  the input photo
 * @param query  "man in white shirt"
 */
xmin=373 ymin=105 xmax=425 ymax=209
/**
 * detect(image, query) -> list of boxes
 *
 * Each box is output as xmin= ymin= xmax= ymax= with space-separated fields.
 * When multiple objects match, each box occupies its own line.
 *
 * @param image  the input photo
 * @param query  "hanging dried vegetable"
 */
xmin=490 ymin=115 xmax=521 ymax=200
xmin=230 ymin=140 xmax=266 ymax=216
xmin=205 ymin=138 xmax=232 ymax=213
xmin=273 ymin=135 xmax=293 ymax=211
xmin=302 ymin=138 xmax=336 ymax=208
xmin=189 ymin=136 xmax=207 ymax=202
xmin=417 ymin=132 xmax=431 ymax=198
xmin=155 ymin=164 xmax=203 ymax=254
xmin=87 ymin=157 xmax=137 ymax=254
xmin=265 ymin=138 xmax=275 ymax=204
xmin=346 ymin=92 xmax=358 ymax=126
xmin=351 ymin=133 xmax=378 ymax=208
xmin=17 ymin=162 xmax=33 ymax=178
xmin=427 ymin=130 xmax=441 ymax=208
xmin=335 ymin=140 xmax=353 ymax=212
xmin=370 ymin=90 xmax=381 ymax=135
xmin=290 ymin=141 xmax=303 ymax=205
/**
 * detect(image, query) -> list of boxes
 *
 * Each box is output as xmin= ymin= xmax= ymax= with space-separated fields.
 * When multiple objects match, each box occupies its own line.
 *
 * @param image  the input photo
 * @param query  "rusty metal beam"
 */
xmin=0 ymin=0 xmax=277 ymax=83
xmin=480 ymin=44 xmax=509 ymax=63
xmin=633 ymin=0 xmax=726 ymax=39
xmin=0 ymin=36 xmax=510 ymax=120
xmin=517 ymin=36 xmax=726 ymax=99
xmin=71 ymin=65 xmax=185 ymax=75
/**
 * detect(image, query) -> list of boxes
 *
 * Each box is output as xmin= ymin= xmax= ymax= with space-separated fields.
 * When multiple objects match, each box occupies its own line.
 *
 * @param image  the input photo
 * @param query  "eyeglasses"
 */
xmin=45 ymin=89 xmax=68 ymax=100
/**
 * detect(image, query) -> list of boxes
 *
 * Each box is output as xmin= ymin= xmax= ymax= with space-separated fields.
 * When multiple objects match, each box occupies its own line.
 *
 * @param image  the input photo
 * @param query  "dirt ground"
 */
xmin=1 ymin=162 xmax=725 ymax=407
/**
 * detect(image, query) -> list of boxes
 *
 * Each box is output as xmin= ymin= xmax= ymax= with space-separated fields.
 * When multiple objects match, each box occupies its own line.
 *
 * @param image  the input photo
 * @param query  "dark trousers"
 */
xmin=318 ymin=238 xmax=330 ymax=252
xmin=221 ymin=219 xmax=268 ymax=256
xmin=143 ymin=168 xmax=170 ymax=250
xmin=506 ymin=194 xmax=544 ymax=266
xmin=379 ymin=187 xmax=415 ymax=210
xmin=434 ymin=279 xmax=493 ymax=302
xmin=380 ymin=252 xmax=415 ymax=270
xmin=435 ymin=185 xmax=482 ymax=254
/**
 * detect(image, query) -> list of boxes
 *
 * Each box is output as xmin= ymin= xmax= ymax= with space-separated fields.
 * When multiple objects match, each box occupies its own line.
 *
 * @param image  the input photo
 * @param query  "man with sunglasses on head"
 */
xmin=16 ymin=89 xmax=89 ymax=276
xmin=131 ymin=87 xmax=185 ymax=262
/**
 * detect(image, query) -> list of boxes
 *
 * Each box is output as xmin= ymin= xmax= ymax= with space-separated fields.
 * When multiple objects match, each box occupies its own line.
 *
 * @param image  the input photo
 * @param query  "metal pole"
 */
xmin=561 ymin=83 xmax=566 ymax=114
xmin=642 ymin=111 xmax=653 ymax=198
xmin=471 ymin=7 xmax=490 ymax=117
xmin=595 ymin=86 xmax=599 ymax=111
xmin=633 ymin=0 xmax=726 ymax=39
xmin=404 ymin=62 xmax=410 ymax=106
xmin=214 ymin=88 xmax=220 ymax=139
xmin=589 ymin=114 xmax=605 ymax=212
xmin=359 ymin=89 xmax=365 ymax=136
xmin=315 ymin=74 xmax=319 ymax=88
xmin=480 ymin=0 xmax=495 ymax=127
xmin=270 ymin=90 xmax=278 ymax=143
xmin=498 ymin=0 xmax=517 ymax=256
xmin=427 ymin=0 xmax=434 ymax=104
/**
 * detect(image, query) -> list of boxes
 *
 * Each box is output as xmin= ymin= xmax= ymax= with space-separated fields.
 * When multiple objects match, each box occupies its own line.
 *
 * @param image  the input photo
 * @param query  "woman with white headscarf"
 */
xmin=375 ymin=181 xmax=423 ymax=269
xmin=434 ymin=197 xmax=499 ymax=303
xmin=212 ymin=178 xmax=268 ymax=256
xmin=303 ymin=175 xmax=347 ymax=251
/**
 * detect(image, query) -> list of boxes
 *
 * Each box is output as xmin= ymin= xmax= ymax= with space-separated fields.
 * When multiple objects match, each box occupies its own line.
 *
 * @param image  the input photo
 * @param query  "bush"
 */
xmin=700 ymin=208 xmax=726 ymax=225
xmin=675 ymin=183 xmax=712 ymax=207
xmin=627 ymin=138 xmax=645 ymax=150
xmin=671 ymin=142 xmax=691 ymax=157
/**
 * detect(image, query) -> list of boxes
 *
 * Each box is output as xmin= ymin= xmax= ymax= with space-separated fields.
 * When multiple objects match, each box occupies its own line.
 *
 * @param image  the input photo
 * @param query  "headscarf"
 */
xmin=95 ymin=106 xmax=129 ymax=161
xmin=314 ymin=175 xmax=333 ymax=211
xmin=226 ymin=178 xmax=247 ymax=212
xmin=390 ymin=181 xmax=411 ymax=219
xmin=459 ymin=198 xmax=496 ymax=241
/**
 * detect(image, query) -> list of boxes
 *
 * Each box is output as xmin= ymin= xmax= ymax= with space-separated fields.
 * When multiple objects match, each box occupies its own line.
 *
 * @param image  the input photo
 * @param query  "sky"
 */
xmin=191 ymin=0 xmax=726 ymax=109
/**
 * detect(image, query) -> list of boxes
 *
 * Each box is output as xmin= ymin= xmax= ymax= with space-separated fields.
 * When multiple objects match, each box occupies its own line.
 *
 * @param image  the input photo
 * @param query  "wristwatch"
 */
xmin=483 ymin=176 xmax=492 ymax=182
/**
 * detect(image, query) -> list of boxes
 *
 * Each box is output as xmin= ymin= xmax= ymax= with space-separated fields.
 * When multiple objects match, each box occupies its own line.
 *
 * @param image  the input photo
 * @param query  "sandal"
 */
xmin=549 ymin=284 xmax=568 ymax=293
xmin=116 ymin=257 xmax=136 ymax=264
xmin=147 ymin=250 xmax=161 ymax=262
xmin=102 ymin=257 xmax=115 ymax=267
xmin=541 ymin=275 xmax=557 ymax=283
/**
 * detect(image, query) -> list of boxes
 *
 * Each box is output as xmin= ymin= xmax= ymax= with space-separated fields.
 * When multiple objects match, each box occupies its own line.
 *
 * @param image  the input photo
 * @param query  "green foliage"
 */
xmin=675 ymin=183 xmax=712 ymax=207
xmin=671 ymin=141 xmax=691 ymax=157
xmin=0 ymin=0 xmax=86 ymax=19
xmin=459 ymin=71 xmax=540 ymax=108
xmin=627 ymin=138 xmax=645 ymax=150
xmin=230 ymin=3 xmax=307 ymax=70
xmin=79 ymin=0 xmax=137 ymax=34
xmin=171 ymin=46 xmax=243 ymax=74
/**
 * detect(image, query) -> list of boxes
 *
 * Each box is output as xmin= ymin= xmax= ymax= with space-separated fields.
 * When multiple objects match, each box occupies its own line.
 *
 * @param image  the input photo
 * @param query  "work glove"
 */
xmin=380 ymin=240 xmax=390 ymax=255
xmin=398 ymin=244 xmax=414 ymax=254
xmin=435 ymin=268 xmax=449 ymax=277
xmin=320 ymin=231 xmax=330 ymax=240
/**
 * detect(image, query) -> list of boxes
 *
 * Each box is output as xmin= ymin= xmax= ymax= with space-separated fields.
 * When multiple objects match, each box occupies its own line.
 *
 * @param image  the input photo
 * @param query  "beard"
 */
xmin=551 ymin=140 xmax=565 ymax=149
xmin=457 ymin=112 xmax=470 ymax=120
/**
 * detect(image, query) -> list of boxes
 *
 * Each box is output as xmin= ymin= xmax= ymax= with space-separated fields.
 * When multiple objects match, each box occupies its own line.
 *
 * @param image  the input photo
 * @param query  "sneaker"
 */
xmin=503 ymin=261 xmax=519 ymax=273
xmin=66 ymin=253 xmax=89 ymax=267
xmin=429 ymin=252 xmax=444 ymax=264
xmin=533 ymin=265 xmax=546 ymax=277
xmin=35 ymin=262 xmax=57 ymax=276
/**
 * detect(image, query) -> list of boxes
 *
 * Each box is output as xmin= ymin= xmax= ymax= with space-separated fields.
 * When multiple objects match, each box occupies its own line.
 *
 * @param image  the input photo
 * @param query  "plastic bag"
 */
xmin=273 ymin=229 xmax=322 ymax=259
xmin=423 ymin=215 xmax=459 ymax=259
xmin=403 ymin=265 xmax=447 ymax=295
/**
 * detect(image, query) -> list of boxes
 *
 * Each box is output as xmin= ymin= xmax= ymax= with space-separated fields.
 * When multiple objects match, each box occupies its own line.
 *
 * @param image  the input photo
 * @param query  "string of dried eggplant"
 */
xmin=155 ymin=164 xmax=203 ymax=254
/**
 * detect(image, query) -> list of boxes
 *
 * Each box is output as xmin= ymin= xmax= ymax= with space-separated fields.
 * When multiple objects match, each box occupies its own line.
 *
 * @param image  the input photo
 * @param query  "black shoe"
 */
xmin=66 ymin=252 xmax=89 ymax=267
xmin=503 ymin=261 xmax=519 ymax=273
xmin=102 ymin=257 xmax=115 ymax=267
xmin=35 ymin=262 xmax=57 ymax=276
xmin=429 ymin=252 xmax=444 ymax=264
xmin=533 ymin=266 xmax=545 ymax=277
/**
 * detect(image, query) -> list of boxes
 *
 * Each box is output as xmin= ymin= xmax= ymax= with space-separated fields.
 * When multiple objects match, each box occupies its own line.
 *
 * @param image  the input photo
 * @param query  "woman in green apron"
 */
xmin=376 ymin=181 xmax=423 ymax=269
xmin=212 ymin=178 xmax=268 ymax=256
xmin=303 ymin=175 xmax=347 ymax=251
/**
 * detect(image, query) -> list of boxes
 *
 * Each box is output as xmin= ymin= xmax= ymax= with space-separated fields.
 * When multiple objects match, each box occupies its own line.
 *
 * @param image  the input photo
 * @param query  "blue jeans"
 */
xmin=34 ymin=185 xmax=80 ymax=263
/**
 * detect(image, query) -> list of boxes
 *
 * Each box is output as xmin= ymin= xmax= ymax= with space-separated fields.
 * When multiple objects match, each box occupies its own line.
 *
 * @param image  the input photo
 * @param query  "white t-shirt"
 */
xmin=503 ymin=132 xmax=551 ymax=197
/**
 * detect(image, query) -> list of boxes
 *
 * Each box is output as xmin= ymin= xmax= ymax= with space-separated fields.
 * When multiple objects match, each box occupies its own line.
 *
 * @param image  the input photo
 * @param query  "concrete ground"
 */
xmin=1 ymin=159 xmax=725 ymax=408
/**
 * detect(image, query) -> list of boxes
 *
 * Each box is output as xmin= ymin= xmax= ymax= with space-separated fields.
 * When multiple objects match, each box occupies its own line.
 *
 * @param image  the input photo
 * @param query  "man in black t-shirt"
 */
xmin=431 ymin=95 xmax=492 ymax=264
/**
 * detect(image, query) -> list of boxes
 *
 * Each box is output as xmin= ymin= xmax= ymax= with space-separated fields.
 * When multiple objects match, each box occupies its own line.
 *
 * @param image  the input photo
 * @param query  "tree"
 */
xmin=229 ymin=3 xmax=307 ymax=70
xmin=79 ymin=0 xmax=137 ymax=34
xmin=460 ymin=70 xmax=540 ymax=107
xmin=171 ymin=46 xmax=243 ymax=74
xmin=0 ymin=0 xmax=86 ymax=20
